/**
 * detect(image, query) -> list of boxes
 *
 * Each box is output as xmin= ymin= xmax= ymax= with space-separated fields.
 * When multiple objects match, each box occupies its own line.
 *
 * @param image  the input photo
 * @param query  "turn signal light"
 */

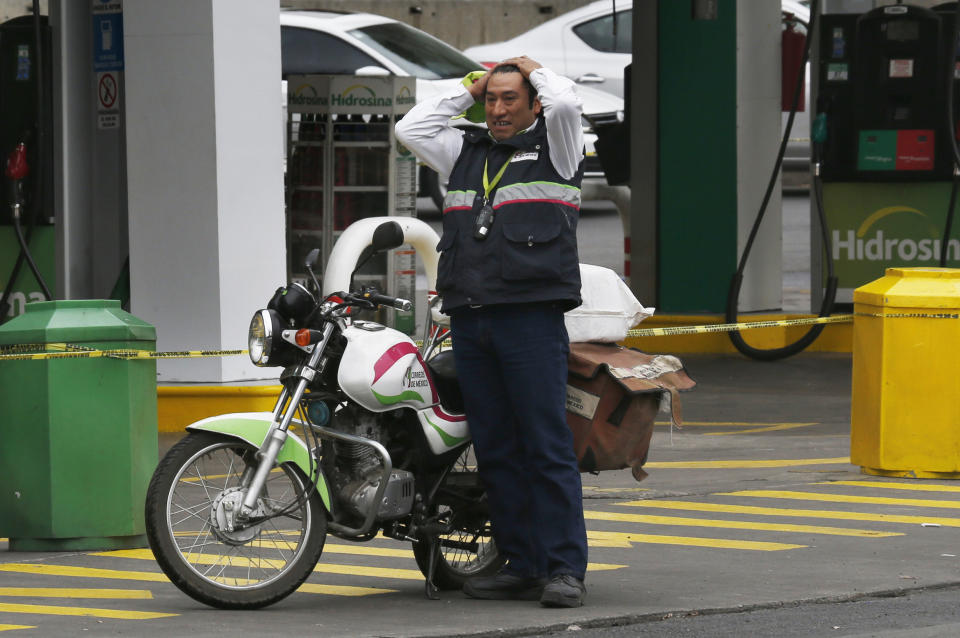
xmin=295 ymin=329 xmax=311 ymax=346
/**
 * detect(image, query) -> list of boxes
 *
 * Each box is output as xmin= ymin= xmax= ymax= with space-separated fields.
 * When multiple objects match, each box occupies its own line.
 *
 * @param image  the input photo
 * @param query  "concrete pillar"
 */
xmin=735 ymin=0 xmax=782 ymax=311
xmin=124 ymin=0 xmax=286 ymax=382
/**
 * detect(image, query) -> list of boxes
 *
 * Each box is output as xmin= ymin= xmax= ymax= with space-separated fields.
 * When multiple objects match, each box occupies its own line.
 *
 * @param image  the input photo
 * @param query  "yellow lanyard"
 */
xmin=482 ymin=151 xmax=518 ymax=202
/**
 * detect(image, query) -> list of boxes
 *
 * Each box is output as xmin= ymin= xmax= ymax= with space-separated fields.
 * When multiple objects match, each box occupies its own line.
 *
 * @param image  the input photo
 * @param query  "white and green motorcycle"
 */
xmin=145 ymin=218 xmax=502 ymax=609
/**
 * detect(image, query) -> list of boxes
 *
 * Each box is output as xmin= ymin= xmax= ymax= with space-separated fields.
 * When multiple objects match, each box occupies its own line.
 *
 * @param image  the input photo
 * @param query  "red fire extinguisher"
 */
xmin=782 ymin=15 xmax=807 ymax=112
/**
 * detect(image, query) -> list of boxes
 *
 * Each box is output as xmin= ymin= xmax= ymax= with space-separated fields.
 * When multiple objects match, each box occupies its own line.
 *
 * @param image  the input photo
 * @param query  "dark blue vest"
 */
xmin=436 ymin=121 xmax=583 ymax=313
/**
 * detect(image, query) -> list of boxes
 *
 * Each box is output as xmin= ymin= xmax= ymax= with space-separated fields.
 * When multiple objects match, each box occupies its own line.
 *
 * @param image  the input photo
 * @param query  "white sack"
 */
xmin=564 ymin=264 xmax=654 ymax=343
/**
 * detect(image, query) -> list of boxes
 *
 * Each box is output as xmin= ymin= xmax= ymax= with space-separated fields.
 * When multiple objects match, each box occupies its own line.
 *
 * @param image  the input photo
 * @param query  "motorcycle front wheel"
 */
xmin=145 ymin=432 xmax=327 ymax=609
xmin=412 ymin=446 xmax=504 ymax=589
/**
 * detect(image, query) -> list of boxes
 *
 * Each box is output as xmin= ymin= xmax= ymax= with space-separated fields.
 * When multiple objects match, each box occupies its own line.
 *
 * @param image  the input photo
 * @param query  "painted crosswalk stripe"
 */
xmin=0 ymin=563 xmax=393 ymax=597
xmin=718 ymin=490 xmax=960 ymax=509
xmin=583 ymin=529 xmax=805 ymax=550
xmin=95 ymin=548 xmax=625 ymax=577
xmin=583 ymin=509 xmax=900 ymax=538
xmin=644 ymin=457 xmax=848 ymax=469
xmin=820 ymin=480 xmax=960 ymax=493
xmin=618 ymin=499 xmax=960 ymax=527
xmin=0 ymin=564 xmax=168 ymax=583
xmin=0 ymin=625 xmax=35 ymax=632
xmin=0 ymin=602 xmax=174 ymax=620
xmin=0 ymin=588 xmax=152 ymax=599
xmin=587 ymin=532 xmax=802 ymax=551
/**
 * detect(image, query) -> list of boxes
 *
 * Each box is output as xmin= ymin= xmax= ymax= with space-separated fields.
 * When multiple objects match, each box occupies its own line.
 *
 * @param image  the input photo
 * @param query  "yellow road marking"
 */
xmin=0 ymin=562 xmax=393 ymax=597
xmin=591 ymin=532 xmax=801 ymax=551
xmin=618 ymin=499 xmax=960 ymax=527
xmin=0 ymin=564 xmax=168 ymax=583
xmin=655 ymin=421 xmax=814 ymax=427
xmin=0 ymin=602 xmax=175 ymax=620
xmin=584 ymin=529 xmax=804 ymax=550
xmin=95 ymin=548 xmax=624 ymax=578
xmin=0 ymin=626 xmax=35 ymax=632
xmin=0 ymin=588 xmax=152 ymax=599
xmin=100 ymin=542 xmax=413 ymax=560
xmin=583 ymin=510 xmax=900 ymax=538
xmin=719 ymin=490 xmax=960 ymax=509
xmin=644 ymin=457 xmax=849 ymax=469
xmin=584 ymin=487 xmax=650 ymax=494
xmin=295 ymin=583 xmax=396 ymax=596
xmin=705 ymin=423 xmax=818 ymax=436
xmin=821 ymin=480 xmax=960 ymax=493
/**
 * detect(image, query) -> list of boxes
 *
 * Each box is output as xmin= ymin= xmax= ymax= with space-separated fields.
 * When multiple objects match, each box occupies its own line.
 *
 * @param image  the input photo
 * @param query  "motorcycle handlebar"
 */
xmin=361 ymin=291 xmax=412 ymax=312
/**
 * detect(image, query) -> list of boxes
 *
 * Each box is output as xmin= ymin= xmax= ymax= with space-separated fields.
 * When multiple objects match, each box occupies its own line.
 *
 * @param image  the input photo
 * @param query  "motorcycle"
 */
xmin=144 ymin=217 xmax=502 ymax=609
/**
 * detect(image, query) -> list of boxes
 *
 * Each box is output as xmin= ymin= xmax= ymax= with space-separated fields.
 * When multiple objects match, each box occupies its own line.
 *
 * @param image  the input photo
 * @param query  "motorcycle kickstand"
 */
xmin=424 ymin=539 xmax=440 ymax=600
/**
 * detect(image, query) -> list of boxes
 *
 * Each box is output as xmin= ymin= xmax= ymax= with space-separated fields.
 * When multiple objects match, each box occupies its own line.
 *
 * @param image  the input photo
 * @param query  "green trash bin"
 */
xmin=0 ymin=299 xmax=158 ymax=551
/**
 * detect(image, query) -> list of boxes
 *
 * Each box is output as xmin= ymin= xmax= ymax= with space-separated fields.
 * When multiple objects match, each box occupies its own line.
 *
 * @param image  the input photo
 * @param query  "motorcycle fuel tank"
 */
xmin=338 ymin=321 xmax=469 ymax=455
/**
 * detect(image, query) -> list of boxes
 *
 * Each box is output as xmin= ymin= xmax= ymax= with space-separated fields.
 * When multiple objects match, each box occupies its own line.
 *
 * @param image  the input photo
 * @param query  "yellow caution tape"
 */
xmin=0 ymin=346 xmax=246 ymax=361
xmin=626 ymin=314 xmax=852 ymax=338
xmin=2 ymin=311 xmax=957 ymax=360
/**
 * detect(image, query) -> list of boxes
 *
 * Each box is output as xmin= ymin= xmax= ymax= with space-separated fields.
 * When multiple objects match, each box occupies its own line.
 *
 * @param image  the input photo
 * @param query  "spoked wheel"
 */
xmin=145 ymin=432 xmax=327 ymax=609
xmin=412 ymin=446 xmax=504 ymax=590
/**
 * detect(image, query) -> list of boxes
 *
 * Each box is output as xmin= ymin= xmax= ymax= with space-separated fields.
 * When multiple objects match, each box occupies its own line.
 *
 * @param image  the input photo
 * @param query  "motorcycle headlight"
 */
xmin=248 ymin=309 xmax=287 ymax=367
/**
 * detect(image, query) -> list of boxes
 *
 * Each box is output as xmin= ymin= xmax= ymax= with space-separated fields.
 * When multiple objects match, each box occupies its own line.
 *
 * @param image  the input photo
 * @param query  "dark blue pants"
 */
xmin=450 ymin=303 xmax=588 ymax=580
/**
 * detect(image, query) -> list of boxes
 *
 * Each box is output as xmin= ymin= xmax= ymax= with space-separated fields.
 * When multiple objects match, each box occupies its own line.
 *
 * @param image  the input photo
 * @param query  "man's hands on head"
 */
xmin=501 ymin=56 xmax=542 ymax=78
xmin=465 ymin=56 xmax=543 ymax=101
xmin=466 ymin=71 xmax=489 ymax=101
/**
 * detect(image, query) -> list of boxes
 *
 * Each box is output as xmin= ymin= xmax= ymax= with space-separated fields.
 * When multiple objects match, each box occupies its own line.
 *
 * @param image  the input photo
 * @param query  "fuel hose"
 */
xmin=725 ymin=0 xmax=838 ymax=361
xmin=939 ymin=0 xmax=960 ymax=266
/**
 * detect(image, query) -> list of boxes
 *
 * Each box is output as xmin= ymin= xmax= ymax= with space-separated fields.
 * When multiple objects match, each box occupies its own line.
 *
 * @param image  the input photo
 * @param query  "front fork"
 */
xmin=239 ymin=322 xmax=335 ymax=516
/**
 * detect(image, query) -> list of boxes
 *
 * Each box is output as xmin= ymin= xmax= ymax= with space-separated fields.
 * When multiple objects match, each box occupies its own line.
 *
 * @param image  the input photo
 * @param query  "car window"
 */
xmin=572 ymin=9 xmax=632 ymax=54
xmin=347 ymin=23 xmax=479 ymax=80
xmin=281 ymin=26 xmax=380 ymax=76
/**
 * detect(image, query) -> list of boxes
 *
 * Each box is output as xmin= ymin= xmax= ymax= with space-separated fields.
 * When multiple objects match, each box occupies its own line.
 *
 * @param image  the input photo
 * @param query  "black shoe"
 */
xmin=463 ymin=571 xmax=548 ymax=601
xmin=540 ymin=574 xmax=586 ymax=608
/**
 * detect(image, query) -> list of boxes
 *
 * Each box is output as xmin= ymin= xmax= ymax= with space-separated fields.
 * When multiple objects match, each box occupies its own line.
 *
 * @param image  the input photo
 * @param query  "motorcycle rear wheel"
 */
xmin=145 ymin=432 xmax=327 ymax=609
xmin=412 ymin=447 xmax=504 ymax=590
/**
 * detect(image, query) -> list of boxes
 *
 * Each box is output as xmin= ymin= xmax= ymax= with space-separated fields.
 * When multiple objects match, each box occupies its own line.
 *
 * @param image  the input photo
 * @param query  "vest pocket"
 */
xmin=436 ymin=228 xmax=458 ymax=290
xmin=500 ymin=218 xmax=568 ymax=280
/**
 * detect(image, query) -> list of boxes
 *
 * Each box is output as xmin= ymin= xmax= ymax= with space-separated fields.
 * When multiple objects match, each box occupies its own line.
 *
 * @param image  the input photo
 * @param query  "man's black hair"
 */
xmin=490 ymin=63 xmax=538 ymax=108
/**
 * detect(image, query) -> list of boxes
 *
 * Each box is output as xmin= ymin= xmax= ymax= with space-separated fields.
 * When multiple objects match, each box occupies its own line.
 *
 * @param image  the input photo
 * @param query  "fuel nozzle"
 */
xmin=5 ymin=142 xmax=29 ymax=220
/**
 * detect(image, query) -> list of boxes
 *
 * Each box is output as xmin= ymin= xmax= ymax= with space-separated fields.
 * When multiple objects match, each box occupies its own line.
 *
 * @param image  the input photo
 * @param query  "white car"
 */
xmin=279 ymin=10 xmax=623 ymax=209
xmin=466 ymin=0 xmax=812 ymax=171
xmin=464 ymin=0 xmax=632 ymax=98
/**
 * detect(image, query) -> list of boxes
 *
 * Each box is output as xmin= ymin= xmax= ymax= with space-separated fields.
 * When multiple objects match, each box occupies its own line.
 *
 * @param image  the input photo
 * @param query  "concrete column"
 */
xmin=736 ymin=0 xmax=782 ymax=311
xmin=124 ymin=0 xmax=285 ymax=382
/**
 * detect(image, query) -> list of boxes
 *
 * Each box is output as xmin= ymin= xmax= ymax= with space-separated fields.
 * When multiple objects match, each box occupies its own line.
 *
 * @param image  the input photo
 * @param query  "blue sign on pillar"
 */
xmin=92 ymin=1 xmax=124 ymax=72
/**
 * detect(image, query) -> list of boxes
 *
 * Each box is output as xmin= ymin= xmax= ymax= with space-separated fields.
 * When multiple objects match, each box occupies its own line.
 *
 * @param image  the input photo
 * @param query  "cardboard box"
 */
xmin=566 ymin=343 xmax=696 ymax=481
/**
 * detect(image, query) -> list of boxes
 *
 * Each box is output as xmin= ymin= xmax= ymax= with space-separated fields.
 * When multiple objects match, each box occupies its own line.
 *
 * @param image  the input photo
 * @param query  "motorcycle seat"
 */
xmin=425 ymin=350 xmax=465 ymax=414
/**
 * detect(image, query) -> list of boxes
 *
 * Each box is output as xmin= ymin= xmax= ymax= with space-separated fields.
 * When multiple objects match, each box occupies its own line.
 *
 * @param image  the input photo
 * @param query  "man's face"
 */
xmin=484 ymin=71 xmax=541 ymax=141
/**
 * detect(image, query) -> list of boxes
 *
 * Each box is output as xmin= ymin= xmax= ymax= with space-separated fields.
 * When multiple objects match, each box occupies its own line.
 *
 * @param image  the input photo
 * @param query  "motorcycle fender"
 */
xmin=186 ymin=412 xmax=331 ymax=512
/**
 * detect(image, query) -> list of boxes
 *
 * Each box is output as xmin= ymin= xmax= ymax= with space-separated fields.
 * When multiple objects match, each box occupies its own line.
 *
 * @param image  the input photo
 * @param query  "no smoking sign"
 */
xmin=97 ymin=71 xmax=121 ymax=129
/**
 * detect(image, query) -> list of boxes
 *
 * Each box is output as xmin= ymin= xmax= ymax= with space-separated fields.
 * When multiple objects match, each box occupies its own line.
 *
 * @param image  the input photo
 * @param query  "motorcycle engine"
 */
xmin=328 ymin=404 xmax=414 ymax=521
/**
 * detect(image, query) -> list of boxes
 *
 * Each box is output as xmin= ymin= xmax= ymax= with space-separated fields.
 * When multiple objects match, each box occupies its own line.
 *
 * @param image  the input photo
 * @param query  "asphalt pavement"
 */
xmin=5 ymin=349 xmax=960 ymax=637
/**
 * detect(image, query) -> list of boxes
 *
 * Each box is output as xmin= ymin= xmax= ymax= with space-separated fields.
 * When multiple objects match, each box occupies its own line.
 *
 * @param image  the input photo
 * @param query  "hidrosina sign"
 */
xmin=822 ymin=182 xmax=960 ymax=301
xmin=287 ymin=75 xmax=416 ymax=115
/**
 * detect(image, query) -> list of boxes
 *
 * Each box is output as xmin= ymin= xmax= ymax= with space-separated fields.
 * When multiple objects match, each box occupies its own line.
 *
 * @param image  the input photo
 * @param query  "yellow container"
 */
xmin=851 ymin=267 xmax=960 ymax=478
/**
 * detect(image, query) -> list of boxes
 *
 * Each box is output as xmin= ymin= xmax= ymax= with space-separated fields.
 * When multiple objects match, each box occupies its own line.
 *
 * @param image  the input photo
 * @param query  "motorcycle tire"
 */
xmin=412 ymin=447 xmax=504 ymax=590
xmin=145 ymin=431 xmax=327 ymax=609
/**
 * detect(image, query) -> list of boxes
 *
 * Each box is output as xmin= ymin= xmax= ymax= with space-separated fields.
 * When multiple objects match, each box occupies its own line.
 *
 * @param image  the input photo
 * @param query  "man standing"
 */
xmin=396 ymin=57 xmax=588 ymax=608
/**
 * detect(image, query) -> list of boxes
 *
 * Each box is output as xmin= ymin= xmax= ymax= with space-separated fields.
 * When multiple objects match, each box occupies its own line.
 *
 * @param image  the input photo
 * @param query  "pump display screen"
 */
xmin=885 ymin=20 xmax=919 ymax=42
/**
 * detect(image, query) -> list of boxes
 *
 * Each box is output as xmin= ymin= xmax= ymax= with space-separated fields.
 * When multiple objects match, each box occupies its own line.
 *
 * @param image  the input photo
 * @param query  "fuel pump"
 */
xmin=0 ymin=3 xmax=53 ymax=323
xmin=812 ymin=3 xmax=960 ymax=307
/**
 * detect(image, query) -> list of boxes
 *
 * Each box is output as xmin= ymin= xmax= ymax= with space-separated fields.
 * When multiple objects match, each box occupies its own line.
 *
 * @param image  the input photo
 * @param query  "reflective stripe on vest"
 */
xmin=442 ymin=189 xmax=477 ymax=214
xmin=492 ymin=181 xmax=581 ymax=210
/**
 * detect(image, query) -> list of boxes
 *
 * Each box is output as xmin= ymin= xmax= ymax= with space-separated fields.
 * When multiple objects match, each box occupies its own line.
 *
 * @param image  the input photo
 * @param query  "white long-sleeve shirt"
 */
xmin=395 ymin=67 xmax=585 ymax=181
